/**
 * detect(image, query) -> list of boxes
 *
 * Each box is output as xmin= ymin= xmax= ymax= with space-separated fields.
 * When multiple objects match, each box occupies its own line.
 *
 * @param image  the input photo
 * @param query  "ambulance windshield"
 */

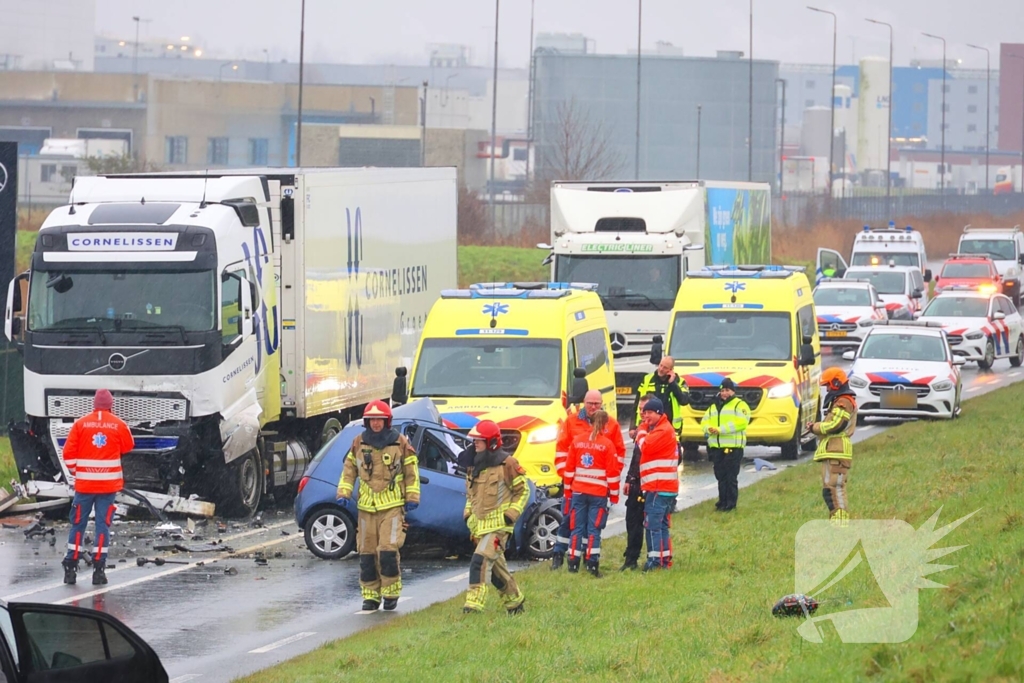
xmin=668 ymin=312 xmax=792 ymax=361
xmin=411 ymin=338 xmax=562 ymax=399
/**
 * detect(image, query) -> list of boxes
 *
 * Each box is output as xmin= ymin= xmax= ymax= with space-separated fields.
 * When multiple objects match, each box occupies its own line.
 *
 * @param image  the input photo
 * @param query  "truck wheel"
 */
xmin=220 ymin=449 xmax=264 ymax=518
xmin=319 ymin=417 xmax=344 ymax=451
xmin=1012 ymin=337 xmax=1024 ymax=368
xmin=303 ymin=506 xmax=356 ymax=560
xmin=681 ymin=443 xmax=702 ymax=462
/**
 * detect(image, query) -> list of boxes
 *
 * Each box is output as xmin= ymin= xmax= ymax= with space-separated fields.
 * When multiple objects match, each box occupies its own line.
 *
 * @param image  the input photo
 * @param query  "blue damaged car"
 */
xmin=294 ymin=399 xmax=562 ymax=560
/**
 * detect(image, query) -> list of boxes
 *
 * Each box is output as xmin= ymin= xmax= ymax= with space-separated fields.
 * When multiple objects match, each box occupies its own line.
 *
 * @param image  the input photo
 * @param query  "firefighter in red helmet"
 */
xmin=462 ymin=420 xmax=529 ymax=614
xmin=337 ymin=400 xmax=421 ymax=611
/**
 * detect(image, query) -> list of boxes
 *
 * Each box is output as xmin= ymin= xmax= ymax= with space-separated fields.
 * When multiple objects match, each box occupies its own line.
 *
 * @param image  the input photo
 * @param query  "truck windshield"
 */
xmin=411 ymin=338 xmax=562 ymax=399
xmin=845 ymin=271 xmax=906 ymax=295
xmin=555 ymin=255 xmax=679 ymax=311
xmin=28 ymin=268 xmax=217 ymax=333
xmin=668 ymin=312 xmax=792 ymax=361
xmin=959 ymin=239 xmax=1016 ymax=261
xmin=851 ymin=252 xmax=920 ymax=268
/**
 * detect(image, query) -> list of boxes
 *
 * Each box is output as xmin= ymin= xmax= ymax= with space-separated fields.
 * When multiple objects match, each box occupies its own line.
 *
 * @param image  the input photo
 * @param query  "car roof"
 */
xmin=933 ymin=289 xmax=991 ymax=299
xmin=942 ymin=256 xmax=994 ymax=264
xmin=868 ymin=326 xmax=945 ymax=337
xmin=344 ymin=398 xmax=442 ymax=428
xmin=816 ymin=280 xmax=872 ymax=288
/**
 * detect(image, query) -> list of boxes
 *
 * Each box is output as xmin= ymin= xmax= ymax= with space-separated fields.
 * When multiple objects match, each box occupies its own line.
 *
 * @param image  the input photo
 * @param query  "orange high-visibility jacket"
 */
xmin=636 ymin=414 xmax=679 ymax=495
xmin=63 ymin=410 xmax=134 ymax=494
xmin=556 ymin=408 xmax=626 ymax=479
xmin=565 ymin=433 xmax=622 ymax=504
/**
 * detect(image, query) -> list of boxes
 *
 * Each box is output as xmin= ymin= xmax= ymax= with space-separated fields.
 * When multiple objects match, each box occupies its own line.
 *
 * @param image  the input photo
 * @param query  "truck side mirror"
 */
xmin=570 ymin=367 xmax=589 ymax=405
xmin=5 ymin=273 xmax=29 ymax=344
xmin=238 ymin=279 xmax=255 ymax=338
xmin=798 ymin=343 xmax=815 ymax=367
xmin=392 ymin=366 xmax=409 ymax=406
xmin=1018 ymin=254 xmax=1024 ymax=265
xmin=649 ymin=335 xmax=664 ymax=366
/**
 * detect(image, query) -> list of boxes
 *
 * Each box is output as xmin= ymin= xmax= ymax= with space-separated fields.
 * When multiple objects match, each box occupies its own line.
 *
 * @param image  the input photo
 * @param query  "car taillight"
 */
xmin=298 ymin=476 xmax=310 ymax=494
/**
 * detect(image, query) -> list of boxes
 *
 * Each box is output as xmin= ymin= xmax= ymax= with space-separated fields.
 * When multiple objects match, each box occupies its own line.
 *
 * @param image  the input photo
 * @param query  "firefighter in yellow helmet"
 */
xmin=337 ymin=400 xmax=420 ymax=611
xmin=463 ymin=420 xmax=529 ymax=615
xmin=808 ymin=368 xmax=857 ymax=526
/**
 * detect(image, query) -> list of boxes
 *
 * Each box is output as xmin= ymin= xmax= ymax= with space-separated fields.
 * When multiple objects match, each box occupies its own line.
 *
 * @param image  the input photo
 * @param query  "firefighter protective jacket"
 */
xmin=464 ymin=449 xmax=529 ymax=537
xmin=337 ymin=429 xmax=421 ymax=512
xmin=812 ymin=391 xmax=857 ymax=461
xmin=62 ymin=409 xmax=134 ymax=495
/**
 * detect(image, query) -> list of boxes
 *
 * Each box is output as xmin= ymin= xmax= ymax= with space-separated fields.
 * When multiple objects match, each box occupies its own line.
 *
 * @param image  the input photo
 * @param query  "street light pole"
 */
xmin=923 ymin=33 xmax=947 ymax=193
xmin=132 ymin=16 xmax=141 ymax=77
xmin=525 ymin=0 xmax=535 ymax=189
xmin=296 ymin=0 xmax=307 ymax=167
xmin=808 ymin=7 xmax=837 ymax=197
xmin=966 ymin=44 xmax=991 ymax=193
xmin=748 ymin=0 xmax=753 ymax=182
xmin=696 ymin=104 xmax=702 ymax=178
xmin=867 ymin=19 xmax=893 ymax=204
xmin=421 ymin=80 xmax=429 ymax=167
xmin=1008 ymin=55 xmax=1024 ymax=193
xmin=489 ymin=0 xmax=500 ymax=227
xmin=776 ymin=78 xmax=786 ymax=196
xmin=635 ymin=0 xmax=643 ymax=180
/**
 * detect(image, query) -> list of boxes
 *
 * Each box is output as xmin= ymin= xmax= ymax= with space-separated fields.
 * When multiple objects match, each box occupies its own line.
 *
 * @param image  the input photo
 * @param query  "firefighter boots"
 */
xmin=506 ymin=598 xmax=525 ymax=616
xmin=567 ymin=558 xmax=580 ymax=573
xmin=383 ymin=597 xmax=399 ymax=611
xmin=62 ymin=560 xmax=78 ymax=585
xmin=362 ymin=599 xmax=381 ymax=612
xmin=550 ymin=553 xmax=564 ymax=571
xmin=586 ymin=561 xmax=601 ymax=578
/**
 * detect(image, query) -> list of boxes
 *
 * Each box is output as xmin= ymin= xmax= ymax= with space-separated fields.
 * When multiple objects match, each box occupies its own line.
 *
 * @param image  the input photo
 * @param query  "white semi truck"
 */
xmin=5 ymin=168 xmax=457 ymax=516
xmin=542 ymin=180 xmax=772 ymax=410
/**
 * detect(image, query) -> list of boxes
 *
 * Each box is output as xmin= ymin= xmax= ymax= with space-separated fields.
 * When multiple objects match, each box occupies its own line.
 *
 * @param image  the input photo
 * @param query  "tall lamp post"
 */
xmin=808 ymin=7 xmax=837 ymax=197
xmin=747 ymin=0 xmax=753 ymax=181
xmin=923 ymin=32 xmax=947 ymax=193
xmin=696 ymin=104 xmax=702 ymax=178
xmin=966 ymin=43 xmax=991 ymax=194
xmin=867 ymin=18 xmax=894 ymax=204
xmin=635 ymin=0 xmax=643 ymax=180
xmin=776 ymin=78 xmax=786 ymax=196
xmin=1008 ymin=54 xmax=1024 ymax=193
xmin=296 ymin=0 xmax=307 ymax=167
xmin=525 ymin=0 xmax=535 ymax=188
xmin=489 ymin=0 xmax=500 ymax=227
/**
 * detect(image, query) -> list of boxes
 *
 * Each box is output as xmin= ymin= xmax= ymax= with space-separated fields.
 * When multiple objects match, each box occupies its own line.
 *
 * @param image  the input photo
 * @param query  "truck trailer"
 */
xmin=542 ymin=180 xmax=771 ymax=409
xmin=5 ymin=167 xmax=457 ymax=516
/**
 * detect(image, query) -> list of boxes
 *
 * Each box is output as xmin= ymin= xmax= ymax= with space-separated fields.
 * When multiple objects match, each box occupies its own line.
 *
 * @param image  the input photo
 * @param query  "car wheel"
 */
xmin=526 ymin=506 xmax=562 ymax=560
xmin=304 ymin=506 xmax=356 ymax=560
xmin=978 ymin=339 xmax=996 ymax=370
xmin=1011 ymin=337 xmax=1024 ymax=368
xmin=780 ymin=430 xmax=800 ymax=460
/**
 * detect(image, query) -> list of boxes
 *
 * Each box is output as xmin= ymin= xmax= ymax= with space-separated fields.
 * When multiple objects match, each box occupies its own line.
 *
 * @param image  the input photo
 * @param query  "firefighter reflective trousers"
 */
xmin=464 ymin=532 xmax=523 ymax=612
xmin=821 ymin=458 xmax=852 ymax=523
xmin=357 ymin=507 xmax=407 ymax=602
xmin=64 ymin=492 xmax=117 ymax=568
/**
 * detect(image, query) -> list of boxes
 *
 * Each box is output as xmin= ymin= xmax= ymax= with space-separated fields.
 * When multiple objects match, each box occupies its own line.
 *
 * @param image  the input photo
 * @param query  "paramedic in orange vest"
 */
xmin=62 ymin=389 xmax=134 ymax=586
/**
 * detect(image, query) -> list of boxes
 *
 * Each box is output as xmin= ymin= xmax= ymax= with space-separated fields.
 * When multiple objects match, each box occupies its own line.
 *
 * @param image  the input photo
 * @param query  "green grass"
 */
xmin=16 ymin=230 xmax=36 ymax=273
xmin=0 ymin=437 xmax=17 ymax=487
xmin=458 ymin=245 xmax=549 ymax=287
xmin=236 ymin=382 xmax=1024 ymax=683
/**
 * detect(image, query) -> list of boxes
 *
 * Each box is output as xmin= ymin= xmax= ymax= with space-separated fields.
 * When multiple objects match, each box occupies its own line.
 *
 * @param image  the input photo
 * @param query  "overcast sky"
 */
xmin=96 ymin=0 xmax=1021 ymax=70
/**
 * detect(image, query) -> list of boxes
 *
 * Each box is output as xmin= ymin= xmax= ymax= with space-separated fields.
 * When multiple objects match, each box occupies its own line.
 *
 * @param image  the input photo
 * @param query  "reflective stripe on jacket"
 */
xmin=812 ymin=394 xmax=856 ymax=461
xmin=63 ymin=410 xmax=134 ymax=494
xmin=565 ymin=433 xmax=622 ymax=503
xmin=464 ymin=455 xmax=530 ymax=536
xmin=635 ymin=373 xmax=688 ymax=432
xmin=337 ymin=432 xmax=420 ymax=512
xmin=700 ymin=396 xmax=750 ymax=449
xmin=637 ymin=415 xmax=679 ymax=494
xmin=556 ymin=408 xmax=626 ymax=476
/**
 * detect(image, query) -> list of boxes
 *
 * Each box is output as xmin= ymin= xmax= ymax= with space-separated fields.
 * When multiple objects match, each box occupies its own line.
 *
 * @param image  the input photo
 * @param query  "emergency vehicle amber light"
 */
xmin=978 ymin=284 xmax=997 ymax=295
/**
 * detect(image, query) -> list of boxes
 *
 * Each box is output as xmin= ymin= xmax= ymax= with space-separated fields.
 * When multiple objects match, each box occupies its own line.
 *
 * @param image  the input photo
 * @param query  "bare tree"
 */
xmin=85 ymin=154 xmax=161 ymax=175
xmin=541 ymin=97 xmax=623 ymax=183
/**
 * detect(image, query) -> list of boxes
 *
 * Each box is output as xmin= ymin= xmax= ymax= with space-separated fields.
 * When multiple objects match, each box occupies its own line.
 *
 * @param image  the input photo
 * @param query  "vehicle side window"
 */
xmin=575 ymin=329 xmax=609 ymax=376
xmin=221 ymin=269 xmax=244 ymax=345
xmin=18 ymin=611 xmax=137 ymax=673
xmin=797 ymin=304 xmax=816 ymax=342
xmin=423 ymin=428 xmax=469 ymax=477
xmin=1000 ymin=297 xmax=1016 ymax=316
xmin=566 ymin=336 xmax=579 ymax=390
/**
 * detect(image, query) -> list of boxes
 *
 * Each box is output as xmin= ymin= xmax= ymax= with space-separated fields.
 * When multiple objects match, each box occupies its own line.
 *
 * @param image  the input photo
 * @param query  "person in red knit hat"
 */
xmin=62 ymin=389 xmax=134 ymax=586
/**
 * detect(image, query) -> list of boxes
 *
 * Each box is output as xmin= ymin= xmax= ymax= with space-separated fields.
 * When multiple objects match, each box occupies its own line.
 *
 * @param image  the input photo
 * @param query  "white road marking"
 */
xmin=170 ymin=675 xmax=203 ymax=683
xmin=444 ymin=572 xmax=470 ymax=583
xmin=606 ymin=516 xmax=625 ymax=526
xmin=249 ymin=632 xmax=317 ymax=654
xmin=1009 ymin=372 xmax=1021 ymax=378
xmin=966 ymin=387 xmax=981 ymax=393
xmin=986 ymin=378 xmax=1000 ymax=385
xmin=701 ymin=483 xmax=717 ymax=490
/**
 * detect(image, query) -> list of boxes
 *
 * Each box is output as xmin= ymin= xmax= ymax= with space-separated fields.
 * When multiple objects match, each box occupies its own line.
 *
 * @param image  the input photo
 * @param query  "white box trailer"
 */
xmin=6 ymin=167 xmax=457 ymax=515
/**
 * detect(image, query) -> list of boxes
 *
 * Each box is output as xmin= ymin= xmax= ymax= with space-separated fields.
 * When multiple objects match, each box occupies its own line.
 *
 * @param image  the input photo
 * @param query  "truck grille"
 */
xmin=687 ymin=387 xmax=764 ymax=412
xmin=868 ymin=383 xmax=931 ymax=398
xmin=611 ymin=332 xmax=660 ymax=361
xmin=47 ymin=394 xmax=188 ymax=425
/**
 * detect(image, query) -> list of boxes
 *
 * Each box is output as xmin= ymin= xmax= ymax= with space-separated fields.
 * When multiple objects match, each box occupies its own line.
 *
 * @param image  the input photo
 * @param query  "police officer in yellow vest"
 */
xmin=809 ymin=368 xmax=857 ymax=526
xmin=700 ymin=378 xmax=750 ymax=512
xmin=337 ymin=400 xmax=421 ymax=612
xmin=631 ymin=356 xmax=690 ymax=438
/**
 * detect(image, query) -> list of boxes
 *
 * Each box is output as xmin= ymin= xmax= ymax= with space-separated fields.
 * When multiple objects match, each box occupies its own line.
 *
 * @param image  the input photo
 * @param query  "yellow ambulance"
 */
xmin=397 ymin=282 xmax=617 ymax=486
xmin=660 ymin=265 xmax=821 ymax=459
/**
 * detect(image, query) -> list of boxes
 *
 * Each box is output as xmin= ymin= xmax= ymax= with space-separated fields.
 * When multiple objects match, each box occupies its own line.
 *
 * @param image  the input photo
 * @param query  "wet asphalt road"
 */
xmin=2 ymin=353 xmax=1021 ymax=683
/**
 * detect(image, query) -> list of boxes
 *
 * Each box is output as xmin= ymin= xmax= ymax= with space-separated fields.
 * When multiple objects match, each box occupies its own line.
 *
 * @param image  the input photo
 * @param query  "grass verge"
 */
xmin=458 ymin=245 xmax=548 ymax=287
xmin=237 ymin=382 xmax=1024 ymax=683
xmin=0 ymin=437 xmax=17 ymax=487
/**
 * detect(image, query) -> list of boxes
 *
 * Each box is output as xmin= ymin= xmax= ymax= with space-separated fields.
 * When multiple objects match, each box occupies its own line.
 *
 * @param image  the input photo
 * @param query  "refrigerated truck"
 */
xmin=542 ymin=180 xmax=772 ymax=410
xmin=5 ymin=167 xmax=457 ymax=516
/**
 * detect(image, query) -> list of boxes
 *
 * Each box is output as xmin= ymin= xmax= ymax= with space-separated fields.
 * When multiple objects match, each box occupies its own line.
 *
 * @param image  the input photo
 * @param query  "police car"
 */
xmin=844 ymin=265 xmax=928 ymax=320
xmin=813 ymin=278 xmax=887 ymax=347
xmin=842 ymin=322 xmax=964 ymax=421
xmin=918 ymin=287 xmax=1024 ymax=369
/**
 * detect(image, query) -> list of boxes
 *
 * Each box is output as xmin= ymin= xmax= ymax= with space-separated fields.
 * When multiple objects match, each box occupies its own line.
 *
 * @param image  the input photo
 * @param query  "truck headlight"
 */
xmin=858 ymin=320 xmax=874 ymax=327
xmin=965 ymin=331 xmax=984 ymax=340
xmin=849 ymin=376 xmax=869 ymax=388
xmin=767 ymin=382 xmax=794 ymax=399
xmin=527 ymin=424 xmax=559 ymax=444
xmin=932 ymin=380 xmax=954 ymax=392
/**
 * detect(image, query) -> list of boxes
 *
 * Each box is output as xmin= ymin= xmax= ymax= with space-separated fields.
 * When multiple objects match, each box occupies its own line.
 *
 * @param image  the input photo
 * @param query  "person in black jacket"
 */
xmin=620 ymin=394 xmax=651 ymax=571
xmin=631 ymin=356 xmax=690 ymax=437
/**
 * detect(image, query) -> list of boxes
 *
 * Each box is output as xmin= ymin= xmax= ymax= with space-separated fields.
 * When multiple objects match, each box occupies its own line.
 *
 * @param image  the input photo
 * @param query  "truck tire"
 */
xmin=319 ymin=417 xmax=344 ymax=451
xmin=220 ymin=449 xmax=264 ymax=518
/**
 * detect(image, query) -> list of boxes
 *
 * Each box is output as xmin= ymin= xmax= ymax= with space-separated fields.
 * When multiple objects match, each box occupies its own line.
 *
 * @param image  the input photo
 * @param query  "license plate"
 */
xmin=616 ymin=387 xmax=633 ymax=396
xmin=880 ymin=390 xmax=917 ymax=410
xmin=825 ymin=330 xmax=848 ymax=338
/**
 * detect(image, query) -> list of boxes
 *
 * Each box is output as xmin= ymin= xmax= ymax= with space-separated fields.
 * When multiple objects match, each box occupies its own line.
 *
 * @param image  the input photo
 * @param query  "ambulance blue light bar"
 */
xmin=686 ymin=265 xmax=804 ymax=279
xmin=441 ymin=282 xmax=599 ymax=300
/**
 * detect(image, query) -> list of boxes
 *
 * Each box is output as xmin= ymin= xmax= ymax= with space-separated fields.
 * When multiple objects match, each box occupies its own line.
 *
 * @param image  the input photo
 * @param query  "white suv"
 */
xmin=957 ymin=226 xmax=1024 ymax=305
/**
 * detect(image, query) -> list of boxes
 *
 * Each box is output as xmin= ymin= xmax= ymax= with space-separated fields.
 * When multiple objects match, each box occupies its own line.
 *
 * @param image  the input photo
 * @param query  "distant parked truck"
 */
xmin=994 ymin=166 xmax=1017 ymax=195
xmin=542 ymin=180 xmax=771 ymax=409
xmin=6 ymin=168 xmax=457 ymax=516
